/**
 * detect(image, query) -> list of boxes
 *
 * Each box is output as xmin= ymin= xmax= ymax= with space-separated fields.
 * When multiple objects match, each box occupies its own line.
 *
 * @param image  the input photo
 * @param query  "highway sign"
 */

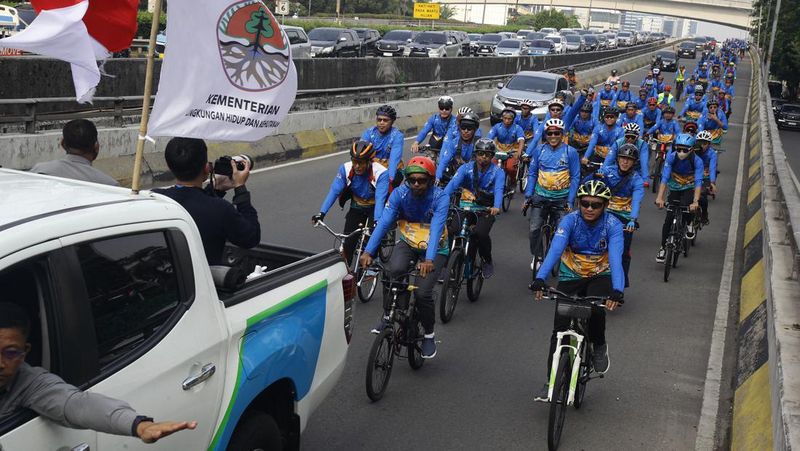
xmin=413 ymin=2 xmax=440 ymax=20
xmin=276 ymin=0 xmax=290 ymax=15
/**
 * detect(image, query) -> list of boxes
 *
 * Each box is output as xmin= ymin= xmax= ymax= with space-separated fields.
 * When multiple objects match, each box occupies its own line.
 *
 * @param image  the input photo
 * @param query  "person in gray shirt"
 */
xmin=0 ymin=302 xmax=196 ymax=444
xmin=30 ymin=119 xmax=119 ymax=187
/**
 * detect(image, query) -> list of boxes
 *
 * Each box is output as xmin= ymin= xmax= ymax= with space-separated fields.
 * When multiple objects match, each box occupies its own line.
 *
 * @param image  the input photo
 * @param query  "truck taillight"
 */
xmin=342 ymin=273 xmax=355 ymax=344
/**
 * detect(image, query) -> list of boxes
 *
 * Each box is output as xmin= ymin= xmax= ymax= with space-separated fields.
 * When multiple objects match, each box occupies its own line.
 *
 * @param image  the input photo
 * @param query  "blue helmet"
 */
xmin=675 ymin=133 xmax=696 ymax=148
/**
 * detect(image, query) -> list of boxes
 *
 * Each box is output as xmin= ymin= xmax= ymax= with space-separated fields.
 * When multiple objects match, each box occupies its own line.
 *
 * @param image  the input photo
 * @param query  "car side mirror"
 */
xmin=497 ymin=83 xmax=504 ymax=89
xmin=339 ymin=37 xmax=347 ymax=42
xmin=448 ymin=40 xmax=455 ymax=45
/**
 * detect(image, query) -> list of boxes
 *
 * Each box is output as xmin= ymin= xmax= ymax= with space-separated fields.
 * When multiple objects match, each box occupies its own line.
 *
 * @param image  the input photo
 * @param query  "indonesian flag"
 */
xmin=0 ymin=0 xmax=138 ymax=103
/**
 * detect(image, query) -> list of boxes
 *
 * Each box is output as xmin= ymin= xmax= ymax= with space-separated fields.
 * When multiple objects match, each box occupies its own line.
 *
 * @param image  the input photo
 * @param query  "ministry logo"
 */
xmin=217 ymin=0 xmax=290 ymax=91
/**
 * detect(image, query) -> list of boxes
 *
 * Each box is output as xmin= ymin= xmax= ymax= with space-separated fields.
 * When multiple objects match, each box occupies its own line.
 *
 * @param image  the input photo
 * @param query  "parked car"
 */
xmin=677 ymin=41 xmax=696 ymax=59
xmin=575 ymin=29 xmax=592 ymax=36
xmin=468 ymin=33 xmax=483 ymax=55
xmin=281 ymin=25 xmax=310 ymax=59
xmin=0 ymin=170 xmax=353 ymax=450
xmin=447 ymin=30 xmax=470 ymax=56
xmin=655 ymin=50 xmax=679 ymax=71
xmin=616 ymin=31 xmax=635 ymax=46
xmin=524 ymin=31 xmax=546 ymax=42
xmin=544 ymin=35 xmax=565 ymax=53
xmin=604 ymin=33 xmax=618 ymax=49
xmin=408 ymin=31 xmax=460 ymax=57
xmin=560 ymin=29 xmax=578 ymax=36
xmin=494 ymin=39 xmax=529 ymax=56
xmin=772 ymin=98 xmax=788 ymax=119
xmin=636 ymin=31 xmax=647 ymax=43
xmin=583 ymin=34 xmax=600 ymax=51
xmin=491 ymin=71 xmax=571 ymax=123
xmin=776 ymin=104 xmax=800 ymax=130
xmin=691 ymin=36 xmax=707 ymax=52
xmin=527 ymin=39 xmax=556 ymax=55
xmin=516 ymin=29 xmax=535 ymax=39
xmin=563 ymin=34 xmax=584 ymax=52
xmin=596 ymin=33 xmax=609 ymax=49
xmin=308 ymin=27 xmax=361 ymax=57
xmin=476 ymin=33 xmax=503 ymax=56
xmin=353 ymin=28 xmax=380 ymax=56
xmin=499 ymin=32 xmax=516 ymax=40
xmin=375 ymin=29 xmax=416 ymax=57
xmin=538 ymin=27 xmax=556 ymax=35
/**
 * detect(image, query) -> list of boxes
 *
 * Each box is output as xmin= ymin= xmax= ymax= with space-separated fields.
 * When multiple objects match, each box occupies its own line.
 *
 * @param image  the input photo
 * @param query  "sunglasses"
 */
xmin=460 ymin=126 xmax=476 ymax=131
xmin=406 ymin=176 xmax=429 ymax=186
xmin=580 ymin=200 xmax=604 ymax=210
xmin=604 ymin=115 xmax=616 ymax=120
xmin=676 ymin=147 xmax=692 ymax=154
xmin=1 ymin=348 xmax=26 ymax=361
xmin=376 ymin=117 xmax=392 ymax=123
xmin=475 ymin=150 xmax=494 ymax=157
xmin=545 ymin=131 xmax=562 ymax=137
xmin=439 ymin=107 xmax=452 ymax=111
xmin=625 ymin=134 xmax=638 ymax=139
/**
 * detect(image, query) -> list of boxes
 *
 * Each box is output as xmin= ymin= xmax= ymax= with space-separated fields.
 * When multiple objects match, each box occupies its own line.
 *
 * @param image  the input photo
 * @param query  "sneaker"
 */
xmin=370 ymin=316 xmax=390 ymax=334
xmin=686 ymin=223 xmax=696 ymax=240
xmin=701 ymin=216 xmax=710 ymax=226
xmin=593 ymin=344 xmax=610 ymax=374
xmin=534 ymin=383 xmax=550 ymax=403
xmin=482 ymin=260 xmax=494 ymax=279
xmin=656 ymin=247 xmax=666 ymax=263
xmin=421 ymin=335 xmax=437 ymax=359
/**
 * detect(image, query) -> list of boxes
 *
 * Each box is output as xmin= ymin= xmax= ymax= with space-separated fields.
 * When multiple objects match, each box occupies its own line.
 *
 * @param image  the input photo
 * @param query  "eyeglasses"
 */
xmin=376 ymin=117 xmax=392 ymax=123
xmin=460 ymin=126 xmax=476 ymax=131
xmin=475 ymin=150 xmax=494 ymax=157
xmin=406 ymin=176 xmax=429 ymax=186
xmin=625 ymin=134 xmax=638 ymax=139
xmin=579 ymin=200 xmax=604 ymax=210
xmin=1 ymin=348 xmax=26 ymax=361
xmin=545 ymin=131 xmax=562 ymax=137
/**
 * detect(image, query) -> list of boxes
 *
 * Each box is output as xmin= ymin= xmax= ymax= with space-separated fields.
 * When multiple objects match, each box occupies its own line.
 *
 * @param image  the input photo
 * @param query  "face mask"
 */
xmin=677 ymin=151 xmax=690 ymax=160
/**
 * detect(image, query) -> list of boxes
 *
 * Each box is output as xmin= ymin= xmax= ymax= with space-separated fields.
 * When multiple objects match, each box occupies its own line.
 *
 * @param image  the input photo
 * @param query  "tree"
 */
xmin=439 ymin=4 xmax=456 ymax=20
xmin=510 ymin=9 xmax=580 ymax=30
xmin=752 ymin=0 xmax=800 ymax=98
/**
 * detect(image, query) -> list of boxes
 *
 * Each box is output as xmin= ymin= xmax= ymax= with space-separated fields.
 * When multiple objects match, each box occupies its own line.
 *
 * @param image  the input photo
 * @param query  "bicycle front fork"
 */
xmin=548 ymin=330 xmax=585 ymax=405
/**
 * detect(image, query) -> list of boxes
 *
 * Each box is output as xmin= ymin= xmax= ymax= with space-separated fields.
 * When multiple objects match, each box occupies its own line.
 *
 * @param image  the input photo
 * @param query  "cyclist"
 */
xmin=527 ymin=95 xmax=586 ymax=153
xmin=633 ymin=87 xmax=650 ymax=114
xmin=515 ymin=99 xmax=539 ymax=145
xmin=437 ymin=112 xmax=481 ymax=183
xmin=709 ymin=72 xmax=724 ymax=91
xmin=617 ymin=103 xmax=644 ymax=138
xmin=657 ymin=85 xmax=675 ymax=110
xmin=697 ymin=98 xmax=728 ymax=139
xmin=593 ymin=144 xmax=644 ymax=287
xmin=695 ymin=62 xmax=710 ymax=90
xmin=488 ymin=108 xmax=526 ymax=185
xmin=360 ymin=156 xmax=449 ymax=359
xmin=525 ymin=118 xmax=581 ymax=270
xmin=646 ymin=106 xmax=680 ymax=141
xmin=640 ymin=70 xmax=655 ymax=88
xmin=594 ymin=82 xmax=616 ymax=119
xmin=444 ymin=138 xmax=504 ymax=278
xmin=606 ymin=68 xmax=621 ymax=86
xmin=683 ymin=76 xmax=698 ymax=99
xmin=641 ymin=97 xmax=662 ymax=134
xmin=361 ymin=105 xmax=405 ymax=184
xmin=695 ymin=130 xmax=718 ymax=226
xmin=569 ymin=103 xmax=597 ymax=158
xmin=531 ymin=179 xmax=625 ymax=401
xmin=444 ymin=106 xmax=483 ymax=142
xmin=313 ymin=140 xmax=389 ymax=264
xmin=605 ymin=123 xmax=650 ymax=185
xmin=655 ymin=133 xmax=704 ymax=262
xmin=613 ymin=81 xmax=634 ymax=110
xmin=583 ymin=107 xmax=623 ymax=167
xmin=725 ymin=60 xmax=737 ymax=80
xmin=675 ymin=64 xmax=687 ymax=101
xmin=680 ymin=86 xmax=707 ymax=124
xmin=564 ymin=66 xmax=578 ymax=88
xmin=653 ymin=70 xmax=666 ymax=94
xmin=722 ymin=76 xmax=735 ymax=118
xmin=643 ymin=78 xmax=657 ymax=99
xmin=412 ymin=96 xmax=456 ymax=153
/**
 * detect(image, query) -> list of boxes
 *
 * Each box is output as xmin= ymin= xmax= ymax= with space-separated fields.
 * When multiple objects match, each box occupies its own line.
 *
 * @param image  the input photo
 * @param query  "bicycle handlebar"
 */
xmin=313 ymin=220 xmax=367 ymax=241
xmin=541 ymin=286 xmax=613 ymax=307
xmin=523 ymin=200 xmax=568 ymax=217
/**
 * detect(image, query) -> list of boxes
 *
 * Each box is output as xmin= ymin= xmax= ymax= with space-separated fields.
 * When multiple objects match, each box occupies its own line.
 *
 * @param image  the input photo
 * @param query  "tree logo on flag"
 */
xmin=217 ymin=0 xmax=290 ymax=91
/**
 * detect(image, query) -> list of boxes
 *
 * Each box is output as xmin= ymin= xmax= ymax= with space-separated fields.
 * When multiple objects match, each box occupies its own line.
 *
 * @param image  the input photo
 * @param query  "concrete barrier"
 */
xmin=0 ymin=50 xmax=656 ymax=187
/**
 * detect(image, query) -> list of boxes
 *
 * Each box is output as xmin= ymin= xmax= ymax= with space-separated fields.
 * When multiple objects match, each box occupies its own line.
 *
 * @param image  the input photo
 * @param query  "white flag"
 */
xmin=147 ymin=0 xmax=297 ymax=141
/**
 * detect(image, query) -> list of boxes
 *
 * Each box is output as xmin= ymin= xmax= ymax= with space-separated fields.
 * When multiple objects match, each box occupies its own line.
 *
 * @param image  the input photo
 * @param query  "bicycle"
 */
xmin=420 ymin=144 xmax=441 ymax=165
xmin=312 ymin=219 xmax=376 ymax=302
xmin=524 ymin=200 xmax=563 ymax=279
xmin=439 ymin=206 xmax=491 ymax=323
xmin=365 ymin=264 xmax=427 ymax=402
xmin=517 ymin=152 xmax=530 ymax=193
xmin=648 ymin=135 xmax=673 ymax=194
xmin=495 ymin=149 xmax=518 ymax=212
xmin=539 ymin=286 xmax=610 ymax=451
xmin=662 ymin=199 xmax=691 ymax=282
xmin=580 ymin=160 xmax=602 ymax=179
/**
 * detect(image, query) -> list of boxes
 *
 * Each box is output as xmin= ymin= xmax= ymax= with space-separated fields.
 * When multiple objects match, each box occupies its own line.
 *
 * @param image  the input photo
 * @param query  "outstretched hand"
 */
xmin=137 ymin=420 xmax=197 ymax=444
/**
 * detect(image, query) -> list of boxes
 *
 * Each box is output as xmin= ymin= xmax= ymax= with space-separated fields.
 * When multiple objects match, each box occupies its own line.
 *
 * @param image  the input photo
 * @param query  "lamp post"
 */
xmin=767 ymin=0 xmax=782 ymax=69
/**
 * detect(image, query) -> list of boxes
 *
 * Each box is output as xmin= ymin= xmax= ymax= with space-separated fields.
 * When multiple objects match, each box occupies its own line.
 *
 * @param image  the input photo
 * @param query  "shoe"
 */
xmin=370 ymin=316 xmax=390 ymax=334
xmin=701 ymin=216 xmax=710 ymax=226
xmin=593 ymin=344 xmax=610 ymax=374
xmin=534 ymin=383 xmax=550 ymax=403
xmin=421 ymin=335 xmax=437 ymax=359
xmin=686 ymin=223 xmax=696 ymax=240
xmin=643 ymin=181 xmax=650 ymax=188
xmin=482 ymin=260 xmax=494 ymax=279
xmin=656 ymin=247 xmax=666 ymax=263
xmin=530 ymin=257 xmax=541 ymax=272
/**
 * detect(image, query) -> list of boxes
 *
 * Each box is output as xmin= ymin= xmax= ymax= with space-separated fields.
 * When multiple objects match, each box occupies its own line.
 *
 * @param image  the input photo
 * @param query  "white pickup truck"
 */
xmin=0 ymin=169 xmax=353 ymax=450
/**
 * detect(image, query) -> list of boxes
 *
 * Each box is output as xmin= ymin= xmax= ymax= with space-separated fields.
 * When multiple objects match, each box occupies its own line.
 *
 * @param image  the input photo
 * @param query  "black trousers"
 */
xmin=699 ymin=180 xmax=711 ymax=222
xmin=447 ymin=210 xmax=496 ymax=263
xmin=545 ymin=275 xmax=610 ymax=378
xmin=343 ymin=207 xmax=373 ymax=266
xmin=661 ymin=189 xmax=694 ymax=246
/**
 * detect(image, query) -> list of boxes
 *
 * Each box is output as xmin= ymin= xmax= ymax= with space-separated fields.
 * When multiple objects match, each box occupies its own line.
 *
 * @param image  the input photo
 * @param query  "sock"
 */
xmin=424 ymin=333 xmax=435 ymax=339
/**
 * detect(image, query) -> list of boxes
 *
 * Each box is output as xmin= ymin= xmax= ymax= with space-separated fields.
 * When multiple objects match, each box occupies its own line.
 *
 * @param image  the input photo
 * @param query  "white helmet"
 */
xmin=652 ymin=68 xmax=661 ymax=75
xmin=457 ymin=106 xmax=473 ymax=115
xmin=520 ymin=99 xmax=534 ymax=107
xmin=623 ymin=122 xmax=641 ymax=135
xmin=438 ymin=96 xmax=454 ymax=109
xmin=547 ymin=98 xmax=564 ymax=109
xmin=696 ymin=130 xmax=713 ymax=142
xmin=544 ymin=118 xmax=565 ymax=131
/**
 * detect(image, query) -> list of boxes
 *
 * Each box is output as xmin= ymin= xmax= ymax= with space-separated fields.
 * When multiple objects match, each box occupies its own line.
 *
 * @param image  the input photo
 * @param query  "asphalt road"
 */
xmin=778 ymin=127 xmax=800 ymax=185
xmin=243 ymin=58 xmax=751 ymax=450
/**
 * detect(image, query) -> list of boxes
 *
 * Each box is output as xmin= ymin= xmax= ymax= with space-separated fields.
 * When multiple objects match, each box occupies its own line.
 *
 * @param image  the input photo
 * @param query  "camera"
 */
xmin=213 ymin=155 xmax=254 ymax=178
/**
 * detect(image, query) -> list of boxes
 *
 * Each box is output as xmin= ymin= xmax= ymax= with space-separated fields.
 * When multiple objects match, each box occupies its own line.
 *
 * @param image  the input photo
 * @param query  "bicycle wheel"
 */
xmin=672 ymin=241 xmax=680 ymax=268
xmin=651 ymin=159 xmax=664 ymax=194
xmin=502 ymin=182 xmax=513 ymax=212
xmin=518 ymin=160 xmax=529 ymax=193
xmin=542 ymin=225 xmax=558 ymax=278
xmin=357 ymin=267 xmax=378 ymax=303
xmin=547 ymin=351 xmax=571 ymax=451
xmin=683 ymin=235 xmax=690 ymax=257
xmin=365 ymin=327 xmax=395 ymax=402
xmin=466 ymin=256 xmax=484 ymax=302
xmin=439 ymin=248 xmax=464 ymax=323
xmin=573 ymin=344 xmax=589 ymax=410
xmin=379 ymin=230 xmax=396 ymax=263
xmin=407 ymin=319 xmax=425 ymax=370
xmin=663 ymin=244 xmax=674 ymax=282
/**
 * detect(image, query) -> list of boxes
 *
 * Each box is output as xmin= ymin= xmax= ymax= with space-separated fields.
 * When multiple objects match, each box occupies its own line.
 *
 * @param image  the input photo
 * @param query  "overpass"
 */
xmin=437 ymin=0 xmax=753 ymax=29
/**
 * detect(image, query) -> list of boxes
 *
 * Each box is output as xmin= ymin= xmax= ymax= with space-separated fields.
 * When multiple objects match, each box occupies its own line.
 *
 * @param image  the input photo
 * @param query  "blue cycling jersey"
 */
xmin=661 ymin=151 xmax=704 ymax=191
xmin=641 ymin=107 xmax=662 ymax=126
xmin=617 ymin=113 xmax=644 ymax=137
xmin=320 ymin=162 xmax=390 ymax=220
xmin=361 ymin=126 xmax=405 ymax=181
xmin=437 ymin=137 xmax=478 ymax=180
xmin=529 ymin=94 xmax=587 ymax=149
xmin=613 ymin=89 xmax=634 ymax=106
xmin=535 ymin=211 xmax=625 ymax=292
xmin=526 ymin=142 xmax=581 ymax=203
xmin=697 ymin=110 xmax=729 ymax=132
xmin=569 ymin=116 xmax=598 ymax=149
xmin=646 ymin=118 xmax=681 ymax=137
xmin=633 ymin=96 xmax=649 ymax=112
xmin=444 ymin=161 xmax=505 ymax=210
xmin=585 ymin=124 xmax=623 ymax=160
xmin=604 ymin=137 xmax=650 ymax=181
xmin=680 ymin=98 xmax=707 ymax=117
xmin=515 ymin=113 xmax=538 ymax=137
xmin=697 ymin=147 xmax=718 ymax=182
xmin=591 ymin=164 xmax=645 ymax=222
xmin=488 ymin=122 xmax=526 ymax=145
xmin=416 ymin=113 xmax=456 ymax=144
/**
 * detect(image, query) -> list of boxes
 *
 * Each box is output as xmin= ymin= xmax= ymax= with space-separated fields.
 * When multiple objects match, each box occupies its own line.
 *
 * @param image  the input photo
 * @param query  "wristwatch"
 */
xmin=132 ymin=415 xmax=154 ymax=437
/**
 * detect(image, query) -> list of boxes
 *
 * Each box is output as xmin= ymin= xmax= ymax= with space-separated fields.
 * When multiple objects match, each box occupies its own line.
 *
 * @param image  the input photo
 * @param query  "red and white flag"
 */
xmin=0 ymin=0 xmax=138 ymax=103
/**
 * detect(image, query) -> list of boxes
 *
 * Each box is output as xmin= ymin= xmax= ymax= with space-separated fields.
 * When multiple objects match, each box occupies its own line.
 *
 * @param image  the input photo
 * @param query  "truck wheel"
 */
xmin=227 ymin=411 xmax=283 ymax=451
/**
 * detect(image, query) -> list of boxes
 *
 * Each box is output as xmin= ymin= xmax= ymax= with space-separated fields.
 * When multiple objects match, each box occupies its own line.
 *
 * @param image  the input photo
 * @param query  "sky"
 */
xmin=697 ymin=21 xmax=750 ymax=41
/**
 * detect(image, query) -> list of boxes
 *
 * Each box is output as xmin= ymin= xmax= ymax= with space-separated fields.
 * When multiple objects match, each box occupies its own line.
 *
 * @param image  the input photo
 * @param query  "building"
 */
xmin=688 ymin=20 xmax=698 ymax=35
xmin=452 ymin=4 xmax=510 ymax=25
xmin=619 ymin=11 xmax=643 ymax=33
xmin=663 ymin=19 xmax=676 ymax=36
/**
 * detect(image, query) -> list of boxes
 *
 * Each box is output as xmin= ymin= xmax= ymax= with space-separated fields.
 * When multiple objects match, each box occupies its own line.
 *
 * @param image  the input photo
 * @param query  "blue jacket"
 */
xmin=514 ymin=113 xmax=538 ymax=139
xmin=437 ymin=137 xmax=477 ymax=180
xmin=319 ymin=162 xmax=389 ymax=220
xmin=604 ymin=137 xmax=650 ymax=181
xmin=641 ymin=107 xmax=662 ymax=127
xmin=529 ymin=94 xmax=587 ymax=150
xmin=569 ymin=116 xmax=598 ymax=149
xmin=444 ymin=161 xmax=505 ymax=209
xmin=535 ymin=211 xmax=625 ymax=292
xmin=680 ymin=97 xmax=707 ymax=118
xmin=526 ymin=142 xmax=581 ymax=204
xmin=633 ymin=96 xmax=649 ymax=112
xmin=365 ymin=184 xmax=450 ymax=261
xmin=361 ymin=126 xmax=405 ymax=182
xmin=591 ymin=164 xmax=645 ymax=222
xmin=585 ymin=124 xmax=623 ymax=160
xmin=683 ymin=83 xmax=698 ymax=98
xmin=594 ymin=88 xmax=616 ymax=121
xmin=613 ymin=89 xmax=634 ymax=107
xmin=416 ymin=113 xmax=456 ymax=144
xmin=661 ymin=151 xmax=704 ymax=191
xmin=698 ymin=147 xmax=718 ymax=182
xmin=617 ymin=113 xmax=644 ymax=137
xmin=697 ymin=109 xmax=729 ymax=132
xmin=488 ymin=122 xmax=526 ymax=145
xmin=646 ymin=118 xmax=681 ymax=137
xmin=694 ymin=68 xmax=710 ymax=80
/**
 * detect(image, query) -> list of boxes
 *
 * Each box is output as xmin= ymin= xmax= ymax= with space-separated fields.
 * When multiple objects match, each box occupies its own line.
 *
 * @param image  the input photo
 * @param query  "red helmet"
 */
xmin=647 ymin=97 xmax=658 ymax=106
xmin=665 ymin=85 xmax=672 ymax=92
xmin=405 ymin=156 xmax=436 ymax=178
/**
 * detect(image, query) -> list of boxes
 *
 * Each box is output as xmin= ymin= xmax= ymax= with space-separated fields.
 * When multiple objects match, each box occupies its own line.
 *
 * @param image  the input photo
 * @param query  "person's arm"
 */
xmin=526 ymin=146 xmax=540 ymax=198
xmin=564 ymin=95 xmax=584 ymax=130
xmin=514 ymin=125 xmax=525 ymax=153
xmin=493 ymin=166 xmax=506 ymax=209
xmin=710 ymin=151 xmax=718 ymax=183
xmin=224 ymin=187 xmax=261 ymax=249
xmin=360 ymin=128 xmax=371 ymax=141
xmin=415 ymin=115 xmax=434 ymax=144
xmin=638 ymin=141 xmax=650 ymax=180
xmin=388 ymin=130 xmax=404 ymax=182
xmin=661 ymin=151 xmax=674 ymax=185
xmin=585 ymin=130 xmax=600 ymax=159
xmin=425 ymin=191 xmax=451 ymax=262
xmin=487 ymin=124 xmax=499 ymax=140
xmin=319 ymin=165 xmax=347 ymax=215
xmin=365 ymin=190 xmax=400 ymax=256
xmin=630 ymin=175 xmax=645 ymax=220
xmin=526 ymin=125 xmax=543 ymax=158
xmin=636 ymin=115 xmax=645 ymax=137
xmin=567 ymin=147 xmax=581 ymax=205
xmin=694 ymin=155 xmax=705 ymax=190
xmin=603 ymin=142 xmax=618 ymax=167
xmin=697 ymin=115 xmax=706 ymax=132
xmin=607 ymin=218 xmax=626 ymax=292
xmin=443 ymin=164 xmax=466 ymax=197
xmin=437 ymin=139 xmax=455 ymax=180
xmin=720 ymin=110 xmax=729 ymax=129
xmin=679 ymin=102 xmax=690 ymax=117
xmin=535 ymin=214 xmax=573 ymax=279
xmin=373 ymin=171 xmax=390 ymax=222
xmin=646 ymin=120 xmax=660 ymax=136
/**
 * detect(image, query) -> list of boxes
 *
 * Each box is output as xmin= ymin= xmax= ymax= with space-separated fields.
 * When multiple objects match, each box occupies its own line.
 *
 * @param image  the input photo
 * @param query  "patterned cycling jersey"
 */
xmin=592 ymin=165 xmax=645 ymax=222
xmin=437 ymin=137 xmax=476 ymax=180
xmin=445 ymin=161 xmax=505 ymax=210
xmin=697 ymin=147 xmax=718 ymax=182
xmin=614 ymin=90 xmax=634 ymax=108
xmin=319 ymin=162 xmax=390 ymax=220
xmin=586 ymin=124 xmax=623 ymax=160
xmin=526 ymin=142 xmax=581 ymax=203
xmin=617 ymin=113 xmax=644 ymax=136
xmin=661 ymin=151 xmax=704 ymax=191
xmin=641 ymin=107 xmax=661 ymax=127
xmin=416 ymin=113 xmax=456 ymax=144
xmin=569 ymin=116 xmax=597 ymax=149
xmin=515 ymin=113 xmax=538 ymax=140
xmin=488 ymin=122 xmax=526 ymax=145
xmin=361 ymin=126 xmax=405 ymax=181
xmin=604 ymin=137 xmax=650 ymax=181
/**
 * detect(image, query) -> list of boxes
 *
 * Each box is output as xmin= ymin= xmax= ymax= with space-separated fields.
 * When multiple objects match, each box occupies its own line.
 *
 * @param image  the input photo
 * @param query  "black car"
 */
xmin=691 ymin=36 xmax=707 ymax=52
xmin=354 ymin=28 xmax=380 ymax=56
xmin=476 ymin=33 xmax=503 ymax=56
xmin=772 ymin=99 xmax=788 ymax=119
xmin=655 ymin=50 xmax=678 ymax=72
xmin=375 ymin=29 xmax=416 ymax=57
xmin=677 ymin=41 xmax=696 ymax=59
xmin=776 ymin=104 xmax=800 ymax=130
xmin=583 ymin=34 xmax=600 ymax=51
xmin=308 ymin=27 xmax=361 ymax=57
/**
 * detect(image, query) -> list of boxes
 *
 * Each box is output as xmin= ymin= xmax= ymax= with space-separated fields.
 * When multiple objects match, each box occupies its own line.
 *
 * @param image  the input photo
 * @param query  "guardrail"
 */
xmin=0 ymin=39 xmax=676 ymax=134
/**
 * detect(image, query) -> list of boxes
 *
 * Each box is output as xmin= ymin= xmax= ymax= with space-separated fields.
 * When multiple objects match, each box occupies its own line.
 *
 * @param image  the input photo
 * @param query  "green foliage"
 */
xmin=509 ymin=9 xmax=580 ymax=30
xmin=752 ymin=0 xmax=800 ymax=97
xmin=439 ymin=4 xmax=456 ymax=20
xmin=136 ymin=11 xmax=167 ymax=38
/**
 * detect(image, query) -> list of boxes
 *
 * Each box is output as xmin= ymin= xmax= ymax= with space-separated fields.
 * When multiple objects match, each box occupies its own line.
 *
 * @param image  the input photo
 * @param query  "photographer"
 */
xmin=154 ymin=137 xmax=260 ymax=265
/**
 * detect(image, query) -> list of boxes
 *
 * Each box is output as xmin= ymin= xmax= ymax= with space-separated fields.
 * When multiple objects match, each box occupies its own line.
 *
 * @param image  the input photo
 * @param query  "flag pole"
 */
xmin=131 ymin=0 xmax=163 ymax=194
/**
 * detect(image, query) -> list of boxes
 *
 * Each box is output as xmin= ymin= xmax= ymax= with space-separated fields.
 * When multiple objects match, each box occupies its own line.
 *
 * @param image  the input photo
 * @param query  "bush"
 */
xmin=136 ymin=11 xmax=167 ymax=39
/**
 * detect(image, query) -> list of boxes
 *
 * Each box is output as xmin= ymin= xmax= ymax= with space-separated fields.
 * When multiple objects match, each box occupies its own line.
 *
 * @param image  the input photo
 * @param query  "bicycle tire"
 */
xmin=542 ymin=225 xmax=558 ymax=278
xmin=466 ymin=255 xmax=484 ymax=302
xmin=651 ymin=159 xmax=664 ymax=194
xmin=378 ymin=230 xmax=396 ymax=263
xmin=663 ymin=245 xmax=673 ymax=282
xmin=439 ymin=248 xmax=464 ymax=323
xmin=547 ymin=351 xmax=571 ymax=451
xmin=573 ymin=344 xmax=589 ymax=409
xmin=357 ymin=268 xmax=378 ymax=303
xmin=407 ymin=320 xmax=425 ymax=370
xmin=683 ymin=235 xmax=689 ymax=257
xmin=518 ymin=160 xmax=529 ymax=193
xmin=672 ymin=241 xmax=680 ymax=268
xmin=502 ymin=181 xmax=513 ymax=211
xmin=365 ymin=327 xmax=395 ymax=402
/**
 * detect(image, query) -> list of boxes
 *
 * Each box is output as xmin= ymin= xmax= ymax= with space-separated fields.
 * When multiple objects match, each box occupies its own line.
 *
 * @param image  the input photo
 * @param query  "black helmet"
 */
xmin=376 ymin=104 xmax=397 ymax=121
xmin=474 ymin=138 xmax=496 ymax=154
xmin=460 ymin=112 xmax=480 ymax=130
xmin=603 ymin=107 xmax=619 ymax=116
xmin=611 ymin=69 xmax=618 ymax=75
xmin=694 ymin=85 xmax=705 ymax=94
xmin=616 ymin=143 xmax=639 ymax=161
xmin=580 ymin=102 xmax=593 ymax=113
xmin=663 ymin=106 xmax=676 ymax=114
xmin=438 ymin=96 xmax=454 ymax=110
xmin=350 ymin=140 xmax=375 ymax=160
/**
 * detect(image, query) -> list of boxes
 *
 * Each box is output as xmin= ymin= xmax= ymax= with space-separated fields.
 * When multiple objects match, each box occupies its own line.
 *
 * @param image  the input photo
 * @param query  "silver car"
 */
xmin=281 ymin=25 xmax=310 ymax=59
xmin=491 ymin=71 xmax=571 ymax=124
xmin=494 ymin=39 xmax=529 ymax=56
xmin=407 ymin=31 xmax=461 ymax=57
